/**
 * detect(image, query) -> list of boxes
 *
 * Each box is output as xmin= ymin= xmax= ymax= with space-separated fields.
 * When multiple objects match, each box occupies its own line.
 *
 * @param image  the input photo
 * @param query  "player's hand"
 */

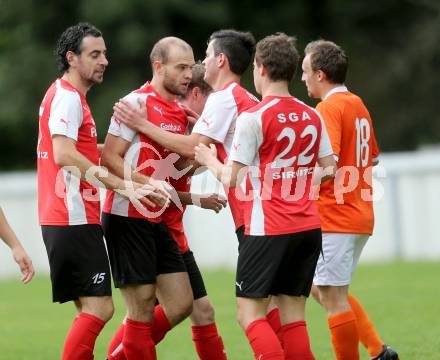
xmin=180 ymin=104 xmax=199 ymax=125
xmin=112 ymin=98 xmax=148 ymax=132
xmin=198 ymin=193 xmax=228 ymax=213
xmin=12 ymin=245 xmax=35 ymax=284
xmin=194 ymin=143 xmax=217 ymax=166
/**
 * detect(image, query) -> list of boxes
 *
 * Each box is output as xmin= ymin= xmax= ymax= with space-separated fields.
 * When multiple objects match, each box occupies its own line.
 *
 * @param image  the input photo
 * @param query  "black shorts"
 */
xmin=182 ymin=250 xmax=207 ymax=300
xmin=235 ymin=225 xmax=245 ymax=242
xmin=101 ymin=213 xmax=186 ymax=288
xmin=235 ymin=228 xmax=322 ymax=298
xmin=41 ymin=224 xmax=112 ymax=304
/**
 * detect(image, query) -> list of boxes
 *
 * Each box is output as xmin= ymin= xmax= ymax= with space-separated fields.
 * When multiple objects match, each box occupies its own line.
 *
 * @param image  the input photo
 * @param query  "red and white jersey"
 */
xmin=103 ymin=83 xmax=188 ymax=222
xmin=192 ymin=81 xmax=259 ymax=229
xmin=37 ymin=78 xmax=100 ymax=225
xmin=229 ymin=96 xmax=333 ymax=236
xmin=162 ymin=175 xmax=191 ymax=253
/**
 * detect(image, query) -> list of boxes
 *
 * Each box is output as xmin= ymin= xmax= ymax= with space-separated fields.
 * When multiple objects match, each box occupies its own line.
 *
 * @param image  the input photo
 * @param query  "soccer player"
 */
xmin=301 ymin=40 xmax=399 ymax=360
xmin=0 ymin=206 xmax=34 ymax=284
xmin=195 ymin=33 xmax=336 ymax=360
xmin=112 ymin=28 xmax=288 ymax=339
xmin=37 ymin=23 xmax=168 ymax=360
xmin=102 ymin=37 xmax=227 ymax=360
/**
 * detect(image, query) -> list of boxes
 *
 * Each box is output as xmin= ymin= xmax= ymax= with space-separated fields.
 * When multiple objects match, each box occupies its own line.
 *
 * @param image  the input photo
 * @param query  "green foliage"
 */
xmin=1 ymin=0 xmax=439 ymax=169
xmin=0 ymin=262 xmax=439 ymax=359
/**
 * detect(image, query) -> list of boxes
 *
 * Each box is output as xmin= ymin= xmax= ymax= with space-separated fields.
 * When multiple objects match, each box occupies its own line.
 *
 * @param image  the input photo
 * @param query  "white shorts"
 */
xmin=313 ymin=233 xmax=369 ymax=286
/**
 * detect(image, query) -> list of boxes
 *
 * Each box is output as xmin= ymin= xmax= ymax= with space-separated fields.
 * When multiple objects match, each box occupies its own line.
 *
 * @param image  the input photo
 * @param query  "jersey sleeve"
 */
xmin=228 ymin=112 xmax=260 ymax=166
xmin=313 ymin=109 xmax=334 ymax=159
xmin=108 ymin=92 xmax=147 ymax=142
xmin=316 ymin=101 xmax=341 ymax=159
xmin=48 ymin=90 xmax=82 ymax=141
xmin=192 ymin=91 xmax=237 ymax=143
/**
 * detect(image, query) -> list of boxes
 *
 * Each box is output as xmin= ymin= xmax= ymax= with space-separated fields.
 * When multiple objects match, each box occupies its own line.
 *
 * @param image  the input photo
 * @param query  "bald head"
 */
xmin=150 ymin=37 xmax=192 ymax=67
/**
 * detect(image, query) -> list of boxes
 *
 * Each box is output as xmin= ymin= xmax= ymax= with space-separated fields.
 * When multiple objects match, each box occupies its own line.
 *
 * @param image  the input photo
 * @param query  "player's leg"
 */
xmin=346 ymin=235 xmax=398 ymax=359
xmin=183 ymin=250 xmax=227 ymax=360
xmin=152 ymin=222 xmax=193 ymax=343
xmin=314 ymin=233 xmax=361 ymax=360
xmin=236 ymin=234 xmax=286 ymax=359
xmin=101 ymin=214 xmax=158 ymax=360
xmin=274 ymin=229 xmax=321 ymax=359
xmin=119 ymin=284 xmax=157 ymax=360
xmin=42 ymin=224 xmax=113 ymax=360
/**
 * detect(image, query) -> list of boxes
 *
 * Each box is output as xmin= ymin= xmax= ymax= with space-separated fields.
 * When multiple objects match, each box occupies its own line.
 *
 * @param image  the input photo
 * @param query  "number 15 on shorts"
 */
xmin=92 ymin=272 xmax=106 ymax=285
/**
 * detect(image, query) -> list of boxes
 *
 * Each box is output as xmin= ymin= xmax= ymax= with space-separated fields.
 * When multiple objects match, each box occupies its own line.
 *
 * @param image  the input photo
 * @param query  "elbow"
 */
xmin=53 ymin=149 xmax=70 ymax=167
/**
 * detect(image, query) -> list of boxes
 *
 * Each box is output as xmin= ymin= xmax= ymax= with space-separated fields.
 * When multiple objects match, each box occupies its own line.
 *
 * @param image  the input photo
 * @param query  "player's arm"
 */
xmin=177 ymin=191 xmax=227 ymax=213
xmin=0 ymin=207 xmax=34 ymax=284
xmin=52 ymin=136 xmax=168 ymax=207
xmin=314 ymin=111 xmax=337 ymax=183
xmin=194 ymin=143 xmax=248 ymax=189
xmin=100 ymin=134 xmax=150 ymax=185
xmin=113 ymin=99 xmax=214 ymax=158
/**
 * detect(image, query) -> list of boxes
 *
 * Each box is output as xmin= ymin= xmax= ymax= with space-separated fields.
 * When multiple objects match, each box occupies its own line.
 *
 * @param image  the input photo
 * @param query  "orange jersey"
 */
xmin=317 ymin=87 xmax=379 ymax=234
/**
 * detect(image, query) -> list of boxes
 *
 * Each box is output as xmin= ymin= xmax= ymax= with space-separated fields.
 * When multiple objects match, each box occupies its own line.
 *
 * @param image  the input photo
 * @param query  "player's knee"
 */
xmin=91 ymin=296 xmax=114 ymax=322
xmin=191 ymin=298 xmax=215 ymax=325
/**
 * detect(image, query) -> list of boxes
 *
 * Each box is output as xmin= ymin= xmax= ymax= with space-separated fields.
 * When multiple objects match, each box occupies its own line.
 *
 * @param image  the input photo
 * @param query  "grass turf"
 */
xmin=0 ymin=261 xmax=439 ymax=359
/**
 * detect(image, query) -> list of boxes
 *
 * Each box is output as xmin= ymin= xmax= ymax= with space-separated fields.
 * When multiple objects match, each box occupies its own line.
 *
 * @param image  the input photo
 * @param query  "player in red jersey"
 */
xmin=112 ymin=29 xmax=287 ymax=339
xmin=302 ymin=40 xmax=399 ymax=360
xmin=112 ymin=29 xmax=258 ymax=233
xmin=0 ymin=206 xmax=34 ymax=284
xmin=195 ymin=33 xmax=336 ymax=360
xmin=37 ymin=23 xmax=168 ymax=360
xmin=103 ymin=38 xmax=227 ymax=360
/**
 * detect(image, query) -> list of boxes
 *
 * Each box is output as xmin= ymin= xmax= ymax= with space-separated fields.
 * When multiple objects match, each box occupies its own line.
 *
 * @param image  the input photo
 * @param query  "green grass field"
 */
xmin=1 ymin=261 xmax=439 ymax=359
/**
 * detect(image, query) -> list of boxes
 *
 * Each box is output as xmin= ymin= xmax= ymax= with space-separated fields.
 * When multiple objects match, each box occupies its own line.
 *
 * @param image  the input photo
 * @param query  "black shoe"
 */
xmin=372 ymin=344 xmax=399 ymax=360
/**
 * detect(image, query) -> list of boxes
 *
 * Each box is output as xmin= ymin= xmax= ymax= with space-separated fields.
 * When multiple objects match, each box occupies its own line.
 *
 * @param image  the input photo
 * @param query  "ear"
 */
xmin=152 ymin=60 xmax=162 ymax=75
xmin=217 ymin=53 xmax=227 ymax=69
xmin=316 ymin=69 xmax=326 ymax=82
xmin=192 ymin=86 xmax=201 ymax=99
xmin=66 ymin=50 xmax=76 ymax=67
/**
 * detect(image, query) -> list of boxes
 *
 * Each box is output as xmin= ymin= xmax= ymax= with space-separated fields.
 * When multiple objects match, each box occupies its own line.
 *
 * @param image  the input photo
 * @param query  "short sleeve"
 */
xmin=228 ymin=112 xmax=260 ymax=166
xmin=108 ymin=92 xmax=149 ymax=142
xmin=313 ymin=109 xmax=334 ymax=159
xmin=192 ymin=91 xmax=237 ymax=143
xmin=316 ymin=101 xmax=341 ymax=159
xmin=48 ymin=90 xmax=82 ymax=141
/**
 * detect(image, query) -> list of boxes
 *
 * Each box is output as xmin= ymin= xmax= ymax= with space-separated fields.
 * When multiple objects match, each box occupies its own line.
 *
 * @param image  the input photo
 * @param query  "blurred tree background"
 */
xmin=1 ymin=0 xmax=439 ymax=170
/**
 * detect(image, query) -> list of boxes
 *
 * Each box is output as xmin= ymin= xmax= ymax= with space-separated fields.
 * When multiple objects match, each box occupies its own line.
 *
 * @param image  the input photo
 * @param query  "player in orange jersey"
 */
xmin=302 ymin=40 xmax=398 ymax=360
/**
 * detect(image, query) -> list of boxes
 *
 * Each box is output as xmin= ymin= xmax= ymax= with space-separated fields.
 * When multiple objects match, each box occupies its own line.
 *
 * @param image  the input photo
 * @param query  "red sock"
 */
xmin=266 ymin=308 xmax=283 ymax=345
xmin=62 ymin=312 xmax=105 ymax=360
xmin=328 ymin=310 xmax=359 ymax=360
xmin=123 ymin=318 xmax=156 ymax=360
xmin=192 ymin=323 xmax=227 ymax=360
xmin=151 ymin=305 xmax=172 ymax=344
xmin=245 ymin=319 xmax=284 ymax=359
xmin=281 ymin=320 xmax=314 ymax=360
xmin=108 ymin=324 xmax=125 ymax=358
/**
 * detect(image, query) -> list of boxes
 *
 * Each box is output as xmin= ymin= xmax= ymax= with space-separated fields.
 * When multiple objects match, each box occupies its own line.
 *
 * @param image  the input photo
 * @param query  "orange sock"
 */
xmin=328 ymin=310 xmax=359 ymax=360
xmin=348 ymin=295 xmax=384 ymax=357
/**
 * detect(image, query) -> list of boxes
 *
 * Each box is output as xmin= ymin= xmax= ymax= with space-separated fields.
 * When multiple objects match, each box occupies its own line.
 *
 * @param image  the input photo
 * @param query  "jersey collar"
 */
xmin=323 ymin=85 xmax=348 ymax=100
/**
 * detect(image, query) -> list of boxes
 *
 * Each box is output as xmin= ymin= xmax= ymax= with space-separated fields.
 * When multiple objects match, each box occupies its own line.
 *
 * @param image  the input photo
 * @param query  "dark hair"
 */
xmin=255 ymin=33 xmax=299 ymax=82
xmin=304 ymin=40 xmax=348 ymax=84
xmin=55 ymin=22 xmax=102 ymax=72
xmin=186 ymin=62 xmax=212 ymax=97
xmin=209 ymin=29 xmax=255 ymax=76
